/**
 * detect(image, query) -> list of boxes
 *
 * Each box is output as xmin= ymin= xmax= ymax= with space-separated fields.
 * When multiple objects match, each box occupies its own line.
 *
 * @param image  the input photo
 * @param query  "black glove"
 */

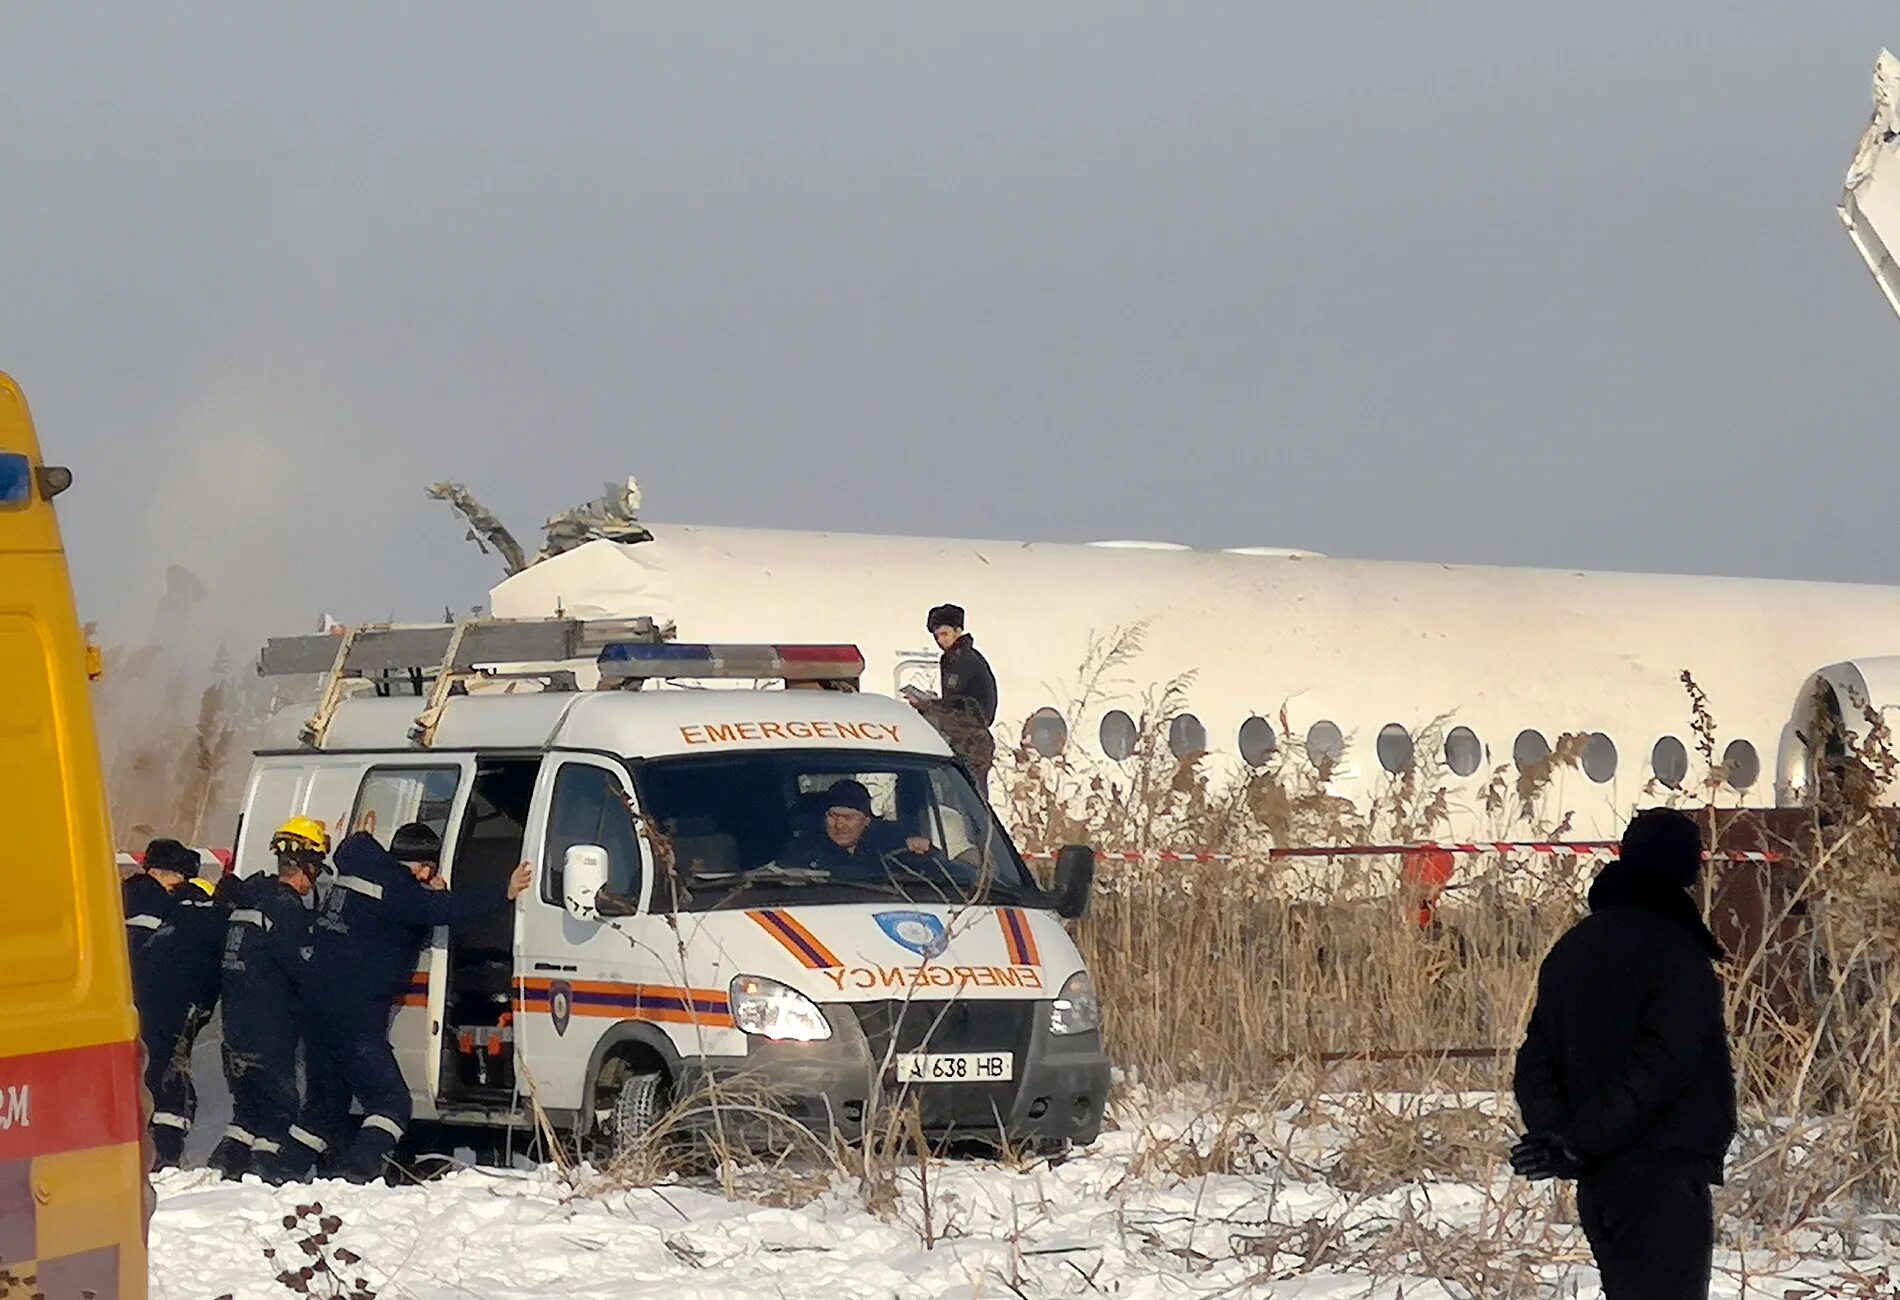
xmin=1509 ymin=1131 xmax=1586 ymax=1181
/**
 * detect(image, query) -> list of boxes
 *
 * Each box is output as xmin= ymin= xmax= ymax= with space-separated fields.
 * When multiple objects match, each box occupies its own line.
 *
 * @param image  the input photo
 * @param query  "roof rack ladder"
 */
xmin=300 ymin=624 xmax=366 ymax=748
xmin=408 ymin=618 xmax=475 ymax=747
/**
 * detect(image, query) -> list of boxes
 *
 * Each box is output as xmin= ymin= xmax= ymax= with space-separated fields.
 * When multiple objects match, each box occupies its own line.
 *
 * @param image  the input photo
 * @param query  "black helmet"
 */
xmin=143 ymin=837 xmax=201 ymax=878
xmin=389 ymin=822 xmax=442 ymax=866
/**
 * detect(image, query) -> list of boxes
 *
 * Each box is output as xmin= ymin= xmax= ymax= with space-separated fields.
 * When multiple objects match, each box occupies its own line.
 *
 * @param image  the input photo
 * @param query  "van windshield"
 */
xmin=630 ymin=750 xmax=1040 ymax=912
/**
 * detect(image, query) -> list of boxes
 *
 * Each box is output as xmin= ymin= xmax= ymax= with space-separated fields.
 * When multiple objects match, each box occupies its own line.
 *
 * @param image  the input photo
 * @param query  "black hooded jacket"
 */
xmin=306 ymin=832 xmax=508 ymax=1013
xmin=1513 ymin=860 xmax=1738 ymax=1183
xmin=222 ymin=872 xmax=315 ymax=1007
xmin=131 ymin=881 xmax=230 ymax=1034
xmin=122 ymin=872 xmax=176 ymax=951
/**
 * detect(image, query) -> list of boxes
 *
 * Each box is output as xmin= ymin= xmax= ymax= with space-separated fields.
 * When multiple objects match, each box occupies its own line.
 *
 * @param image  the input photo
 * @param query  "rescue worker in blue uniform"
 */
xmin=280 ymin=825 xmax=530 ymax=1183
xmin=131 ymin=855 xmax=231 ymax=1168
xmin=208 ymin=816 xmax=331 ymax=1182
xmin=122 ymin=837 xmax=196 ymax=952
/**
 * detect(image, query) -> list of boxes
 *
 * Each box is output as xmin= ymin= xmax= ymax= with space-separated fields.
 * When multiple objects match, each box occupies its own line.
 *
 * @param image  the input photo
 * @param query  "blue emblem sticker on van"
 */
xmin=550 ymin=979 xmax=573 ymax=1037
xmin=875 ymin=911 xmax=948 ymax=958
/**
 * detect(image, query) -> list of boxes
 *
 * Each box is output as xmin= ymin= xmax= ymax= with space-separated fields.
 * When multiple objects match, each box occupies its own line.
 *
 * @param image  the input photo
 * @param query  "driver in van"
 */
xmin=781 ymin=780 xmax=933 ymax=874
xmin=279 ymin=825 xmax=531 ymax=1184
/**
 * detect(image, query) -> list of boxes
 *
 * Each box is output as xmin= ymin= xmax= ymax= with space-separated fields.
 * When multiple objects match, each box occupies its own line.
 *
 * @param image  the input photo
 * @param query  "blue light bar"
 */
xmin=599 ymin=642 xmax=715 ymax=664
xmin=596 ymin=642 xmax=864 ymax=684
xmin=0 ymin=454 xmax=32 ymax=508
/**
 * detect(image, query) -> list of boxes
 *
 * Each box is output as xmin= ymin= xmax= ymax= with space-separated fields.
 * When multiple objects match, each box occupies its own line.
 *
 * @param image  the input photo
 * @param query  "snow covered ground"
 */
xmin=149 ymin=1097 xmax=1895 ymax=1300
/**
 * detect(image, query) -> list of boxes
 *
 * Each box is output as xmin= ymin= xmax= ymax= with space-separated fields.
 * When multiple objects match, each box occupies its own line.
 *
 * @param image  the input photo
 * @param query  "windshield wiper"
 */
xmin=878 ymin=853 xmax=1035 ymax=905
xmin=693 ymin=864 xmax=833 ymax=887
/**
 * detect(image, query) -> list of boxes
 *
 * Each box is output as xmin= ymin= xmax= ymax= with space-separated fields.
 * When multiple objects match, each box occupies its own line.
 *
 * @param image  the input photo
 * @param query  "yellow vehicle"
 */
xmin=0 ymin=373 xmax=149 ymax=1299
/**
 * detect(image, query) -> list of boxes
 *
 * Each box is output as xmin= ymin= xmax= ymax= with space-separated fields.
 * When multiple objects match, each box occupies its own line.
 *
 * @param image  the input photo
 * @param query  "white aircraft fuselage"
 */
xmin=489 ymin=523 xmax=1900 ymax=842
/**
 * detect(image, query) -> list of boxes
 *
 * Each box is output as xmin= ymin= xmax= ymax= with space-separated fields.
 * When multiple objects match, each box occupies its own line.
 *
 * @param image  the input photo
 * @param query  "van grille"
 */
xmin=848 ymin=999 xmax=1038 ymax=1135
xmin=850 ymin=998 xmax=1035 ymax=1061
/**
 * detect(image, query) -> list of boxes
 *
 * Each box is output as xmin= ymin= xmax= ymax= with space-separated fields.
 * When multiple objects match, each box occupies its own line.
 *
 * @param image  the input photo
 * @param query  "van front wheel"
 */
xmin=611 ymin=1070 xmax=668 ymax=1155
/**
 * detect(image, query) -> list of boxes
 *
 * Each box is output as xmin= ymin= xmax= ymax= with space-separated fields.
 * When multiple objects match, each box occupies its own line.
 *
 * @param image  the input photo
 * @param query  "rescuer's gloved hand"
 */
xmin=1509 ymin=1131 xmax=1585 ymax=1181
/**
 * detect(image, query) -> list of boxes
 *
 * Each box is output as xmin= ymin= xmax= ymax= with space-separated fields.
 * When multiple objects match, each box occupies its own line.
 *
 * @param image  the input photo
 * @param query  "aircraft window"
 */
xmin=1238 ymin=716 xmax=1278 ymax=767
xmin=1099 ymin=709 xmax=1138 ymax=761
xmin=1306 ymin=720 xmax=1345 ymax=766
xmin=1377 ymin=724 xmax=1414 ymax=774
xmin=1651 ymin=736 xmax=1689 ymax=789
xmin=1584 ymin=732 xmax=1617 ymax=784
xmin=1024 ymin=707 xmax=1068 ymax=758
xmin=1724 ymin=739 xmax=1761 ymax=790
xmin=1444 ymin=726 xmax=1483 ymax=777
xmin=1513 ymin=729 xmax=1550 ymax=770
xmin=1168 ymin=713 xmax=1208 ymax=758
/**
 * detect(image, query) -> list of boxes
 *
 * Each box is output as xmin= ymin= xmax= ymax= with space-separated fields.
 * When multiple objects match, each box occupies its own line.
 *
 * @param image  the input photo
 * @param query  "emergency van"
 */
xmin=0 ymin=373 xmax=150 ymax=1298
xmin=239 ymin=618 xmax=1109 ymax=1154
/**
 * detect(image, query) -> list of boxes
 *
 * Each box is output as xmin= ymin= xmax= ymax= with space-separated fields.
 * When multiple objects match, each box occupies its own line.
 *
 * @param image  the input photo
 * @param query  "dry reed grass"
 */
xmin=998 ymin=635 xmax=1900 ymax=1249
xmin=94 ymin=615 xmax=1900 ymax=1258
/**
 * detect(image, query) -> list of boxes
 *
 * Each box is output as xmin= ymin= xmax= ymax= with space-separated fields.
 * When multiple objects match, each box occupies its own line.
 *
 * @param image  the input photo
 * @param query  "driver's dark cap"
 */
xmin=824 ymin=780 xmax=874 ymax=816
xmin=927 ymin=604 xmax=965 ymax=633
xmin=390 ymin=821 xmax=442 ymax=866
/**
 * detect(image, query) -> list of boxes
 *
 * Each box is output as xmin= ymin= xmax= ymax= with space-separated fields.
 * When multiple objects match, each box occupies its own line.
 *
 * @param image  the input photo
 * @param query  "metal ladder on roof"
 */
xmin=257 ymin=615 xmax=672 ymax=747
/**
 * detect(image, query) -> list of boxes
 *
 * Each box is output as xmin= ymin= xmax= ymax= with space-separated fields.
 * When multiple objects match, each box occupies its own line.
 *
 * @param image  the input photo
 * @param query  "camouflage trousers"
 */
xmin=916 ymin=701 xmax=996 ymax=801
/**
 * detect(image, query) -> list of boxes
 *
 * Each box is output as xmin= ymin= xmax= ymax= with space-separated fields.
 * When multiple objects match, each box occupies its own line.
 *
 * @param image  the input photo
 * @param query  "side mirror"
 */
xmin=563 ymin=844 xmax=611 ymax=919
xmin=1052 ymin=844 xmax=1096 ymax=921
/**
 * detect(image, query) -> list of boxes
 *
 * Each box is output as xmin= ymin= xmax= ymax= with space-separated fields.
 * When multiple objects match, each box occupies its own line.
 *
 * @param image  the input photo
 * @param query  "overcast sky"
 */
xmin=5 ymin=3 xmax=1899 ymax=647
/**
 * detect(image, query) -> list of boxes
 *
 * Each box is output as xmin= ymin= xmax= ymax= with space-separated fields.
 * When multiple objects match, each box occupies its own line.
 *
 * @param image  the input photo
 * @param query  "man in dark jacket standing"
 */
xmin=279 ymin=827 xmax=529 ymax=1183
xmin=131 ymin=859 xmax=231 ymax=1169
xmin=1511 ymin=807 xmax=1737 ymax=1300
xmin=209 ymin=817 xmax=331 ymax=1181
xmin=920 ymin=603 xmax=999 ymax=797
xmin=122 ymin=837 xmax=196 ymax=952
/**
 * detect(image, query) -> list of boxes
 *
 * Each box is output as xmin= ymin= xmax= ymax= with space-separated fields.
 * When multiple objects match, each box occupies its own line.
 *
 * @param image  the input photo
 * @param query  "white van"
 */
xmin=237 ymin=619 xmax=1108 ymax=1154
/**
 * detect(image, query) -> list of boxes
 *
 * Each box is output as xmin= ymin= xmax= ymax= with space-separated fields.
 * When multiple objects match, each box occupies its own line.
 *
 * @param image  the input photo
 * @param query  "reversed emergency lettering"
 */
xmin=678 ymin=720 xmax=906 ymax=745
xmin=820 ymin=965 xmax=1039 ymax=991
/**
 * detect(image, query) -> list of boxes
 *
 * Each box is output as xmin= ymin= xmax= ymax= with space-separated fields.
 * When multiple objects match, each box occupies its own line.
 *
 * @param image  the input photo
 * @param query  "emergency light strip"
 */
xmin=0 ymin=453 xmax=33 ymax=506
xmin=597 ymin=642 xmax=866 ymax=683
xmin=1024 ymin=842 xmax=1785 ymax=864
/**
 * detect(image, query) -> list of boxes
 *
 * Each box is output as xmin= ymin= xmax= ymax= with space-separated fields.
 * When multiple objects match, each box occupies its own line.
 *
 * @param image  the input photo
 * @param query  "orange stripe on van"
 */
xmin=394 ymin=970 xmax=429 ymax=1009
xmin=750 ymin=909 xmax=842 ymax=969
xmin=514 ymin=977 xmax=735 ymax=1029
xmin=999 ymin=909 xmax=1040 ymax=967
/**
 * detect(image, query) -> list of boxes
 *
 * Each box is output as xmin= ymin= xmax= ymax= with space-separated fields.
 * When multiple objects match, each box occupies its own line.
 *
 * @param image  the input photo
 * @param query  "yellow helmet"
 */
xmin=270 ymin=815 xmax=331 ymax=858
xmin=189 ymin=876 xmax=218 ymax=897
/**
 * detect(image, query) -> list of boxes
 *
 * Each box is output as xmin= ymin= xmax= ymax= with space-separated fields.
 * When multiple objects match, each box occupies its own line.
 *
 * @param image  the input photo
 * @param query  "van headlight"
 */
xmin=730 ymin=975 xmax=832 ymax=1042
xmin=1050 ymin=970 xmax=1100 ymax=1036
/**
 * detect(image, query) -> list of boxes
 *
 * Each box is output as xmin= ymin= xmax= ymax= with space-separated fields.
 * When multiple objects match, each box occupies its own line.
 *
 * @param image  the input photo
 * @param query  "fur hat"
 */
xmin=389 ymin=822 xmax=443 ymax=866
xmin=823 ymin=780 xmax=874 ymax=816
xmin=143 ymin=837 xmax=201 ymax=877
xmin=926 ymin=604 xmax=965 ymax=633
xmin=1618 ymin=808 xmax=1703 ymax=890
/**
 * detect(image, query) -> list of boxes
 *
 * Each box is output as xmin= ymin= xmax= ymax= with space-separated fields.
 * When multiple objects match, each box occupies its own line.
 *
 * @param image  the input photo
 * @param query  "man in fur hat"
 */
xmin=910 ymin=603 xmax=998 ymax=798
xmin=1511 ymin=807 xmax=1737 ymax=1299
